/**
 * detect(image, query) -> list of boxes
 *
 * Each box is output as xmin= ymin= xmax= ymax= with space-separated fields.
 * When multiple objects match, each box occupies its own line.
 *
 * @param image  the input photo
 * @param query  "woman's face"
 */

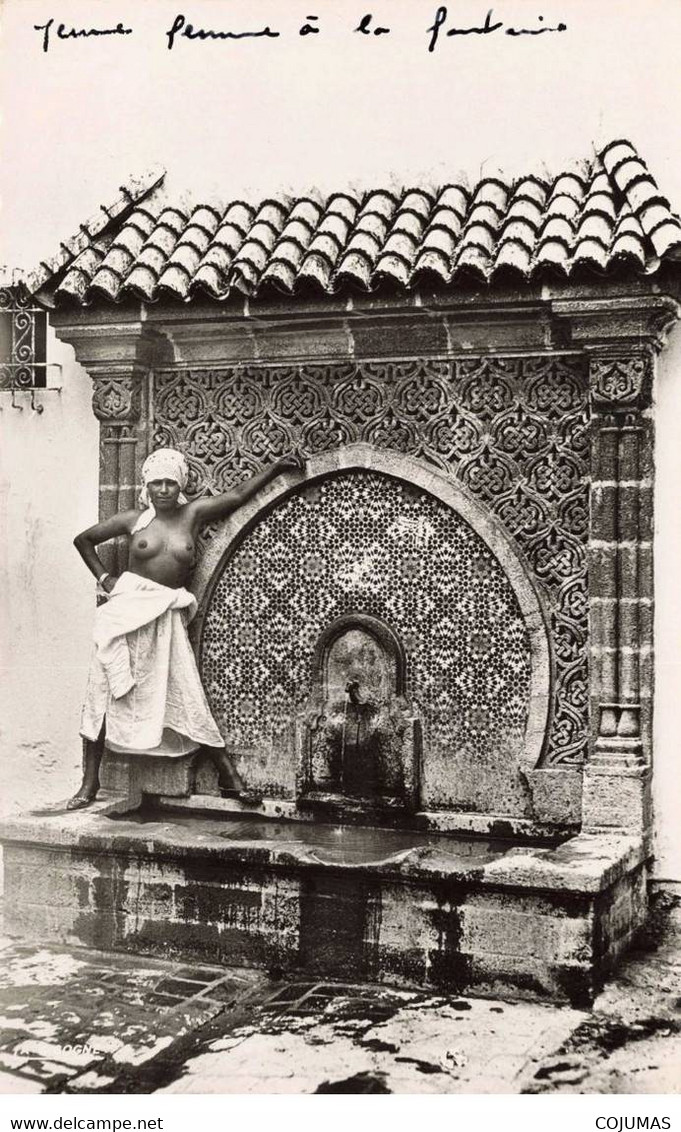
xmin=147 ymin=478 xmax=182 ymax=510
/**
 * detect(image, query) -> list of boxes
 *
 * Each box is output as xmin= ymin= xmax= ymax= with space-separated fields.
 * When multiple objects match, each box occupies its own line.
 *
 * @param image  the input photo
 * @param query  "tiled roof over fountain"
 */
xmin=32 ymin=140 xmax=681 ymax=305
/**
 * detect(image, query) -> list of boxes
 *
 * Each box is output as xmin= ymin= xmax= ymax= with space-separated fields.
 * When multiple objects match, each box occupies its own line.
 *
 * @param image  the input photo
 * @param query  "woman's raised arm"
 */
xmin=189 ymin=454 xmax=305 ymax=527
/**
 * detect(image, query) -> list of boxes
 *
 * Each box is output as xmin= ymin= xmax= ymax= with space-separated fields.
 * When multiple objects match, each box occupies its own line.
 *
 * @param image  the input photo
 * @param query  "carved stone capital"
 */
xmin=50 ymin=309 xmax=170 ymax=370
xmin=551 ymin=294 xmax=680 ymax=354
xmin=92 ymin=373 xmax=142 ymax=423
xmin=588 ymin=350 xmax=653 ymax=413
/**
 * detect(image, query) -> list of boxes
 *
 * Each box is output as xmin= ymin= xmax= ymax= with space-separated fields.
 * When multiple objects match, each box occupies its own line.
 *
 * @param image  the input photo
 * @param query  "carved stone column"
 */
xmin=553 ymin=295 xmax=679 ymax=835
xmin=587 ymin=350 xmax=653 ymax=802
xmin=91 ymin=369 xmax=145 ymax=573
xmin=50 ymin=313 xmax=165 ymax=573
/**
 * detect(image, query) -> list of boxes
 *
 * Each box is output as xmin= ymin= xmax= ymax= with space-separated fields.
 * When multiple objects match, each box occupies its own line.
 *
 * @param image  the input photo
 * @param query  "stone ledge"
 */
xmin=0 ymin=804 xmax=647 ymax=897
xmin=155 ymin=794 xmax=579 ymax=841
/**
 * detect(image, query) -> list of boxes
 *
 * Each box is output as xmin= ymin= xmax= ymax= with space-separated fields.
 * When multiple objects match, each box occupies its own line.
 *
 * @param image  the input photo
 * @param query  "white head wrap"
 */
xmin=132 ymin=448 xmax=189 ymax=533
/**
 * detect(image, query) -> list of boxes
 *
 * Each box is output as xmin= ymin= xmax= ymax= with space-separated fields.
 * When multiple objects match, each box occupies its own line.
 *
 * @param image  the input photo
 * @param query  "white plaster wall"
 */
xmin=653 ymin=322 xmax=681 ymax=887
xmin=0 ymin=329 xmax=98 ymax=817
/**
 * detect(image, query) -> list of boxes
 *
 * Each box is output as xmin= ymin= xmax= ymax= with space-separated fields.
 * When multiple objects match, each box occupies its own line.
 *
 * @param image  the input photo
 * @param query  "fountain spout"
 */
xmin=300 ymin=614 xmax=421 ymax=812
xmin=345 ymin=679 xmax=361 ymax=705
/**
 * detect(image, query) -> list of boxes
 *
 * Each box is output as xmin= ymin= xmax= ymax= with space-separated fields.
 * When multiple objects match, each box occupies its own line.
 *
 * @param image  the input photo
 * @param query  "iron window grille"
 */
xmin=0 ymin=286 xmax=48 ymax=408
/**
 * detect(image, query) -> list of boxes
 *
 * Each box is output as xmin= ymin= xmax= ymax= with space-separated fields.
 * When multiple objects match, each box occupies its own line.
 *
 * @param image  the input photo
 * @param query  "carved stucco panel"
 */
xmin=153 ymin=355 xmax=589 ymax=766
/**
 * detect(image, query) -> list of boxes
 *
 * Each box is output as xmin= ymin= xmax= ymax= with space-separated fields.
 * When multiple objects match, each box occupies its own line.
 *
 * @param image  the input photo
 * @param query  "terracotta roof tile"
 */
xmin=534 ymin=239 xmax=570 ymax=274
xmin=454 ymin=241 xmax=493 ymax=280
xmin=572 ymin=238 xmax=610 ymax=273
xmin=166 ymin=241 xmax=205 ymax=275
xmin=298 ymin=252 xmax=335 ymax=291
xmin=277 ymin=219 xmax=317 ymax=250
xmin=504 ymin=197 xmax=545 ymax=228
xmin=539 ymin=215 xmax=573 ymax=245
xmin=23 ymin=167 xmax=164 ymax=295
xmin=429 ymin=207 xmax=464 ymax=237
xmin=211 ymin=223 xmax=247 ymax=258
xmin=576 ymin=213 xmax=613 ymax=247
xmin=512 ymin=177 xmax=548 ymax=207
xmin=143 ymin=226 xmax=181 ymax=259
xmin=34 ymin=141 xmax=681 ymax=305
xmin=375 ymin=256 xmax=411 ymax=288
xmin=495 ymin=239 xmax=533 ymax=275
xmin=458 ymin=223 xmax=497 ymax=254
xmin=546 ymin=194 xmax=582 ymax=224
xmin=157 ymin=263 xmax=192 ymax=299
xmin=305 ymin=233 xmax=344 ymax=266
xmin=55 ymin=245 xmax=106 ymax=301
xmin=470 ymin=179 xmax=509 ymax=213
xmin=359 ymin=190 xmax=398 ymax=220
xmin=499 ymin=219 xmax=538 ymax=250
xmin=465 ymin=203 xmax=504 ymax=232
xmin=193 ymin=261 xmax=228 ymax=299
xmin=391 ymin=211 xmax=425 ymax=241
xmin=89 ymin=265 xmax=124 ymax=301
xmin=124 ymin=262 xmax=160 ymax=301
xmin=435 ymin=185 xmax=469 ymax=216
xmin=421 ymin=228 xmax=457 ymax=259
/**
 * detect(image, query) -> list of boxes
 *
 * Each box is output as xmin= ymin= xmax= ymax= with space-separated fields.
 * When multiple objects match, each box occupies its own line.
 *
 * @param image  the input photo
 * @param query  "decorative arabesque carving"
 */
xmin=154 ymin=355 xmax=590 ymax=766
xmin=589 ymin=352 xmax=652 ymax=411
xmin=91 ymin=372 xmax=144 ymax=572
xmin=91 ymin=375 xmax=142 ymax=422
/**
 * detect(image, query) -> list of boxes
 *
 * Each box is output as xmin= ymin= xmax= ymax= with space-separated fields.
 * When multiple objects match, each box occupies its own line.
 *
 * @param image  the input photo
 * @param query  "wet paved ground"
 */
xmin=0 ymin=896 xmax=679 ymax=1094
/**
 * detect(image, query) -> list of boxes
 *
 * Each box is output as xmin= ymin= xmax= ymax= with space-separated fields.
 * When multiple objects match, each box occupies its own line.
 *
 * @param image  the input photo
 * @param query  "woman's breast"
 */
xmin=130 ymin=534 xmax=163 ymax=560
xmin=131 ymin=534 xmax=195 ymax=563
xmin=170 ymin=540 xmax=195 ymax=564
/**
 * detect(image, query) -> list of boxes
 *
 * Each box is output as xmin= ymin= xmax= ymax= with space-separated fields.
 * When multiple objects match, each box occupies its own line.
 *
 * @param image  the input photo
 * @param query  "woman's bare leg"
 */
xmin=67 ymin=725 xmax=105 ymax=810
xmin=212 ymin=749 xmax=243 ymax=793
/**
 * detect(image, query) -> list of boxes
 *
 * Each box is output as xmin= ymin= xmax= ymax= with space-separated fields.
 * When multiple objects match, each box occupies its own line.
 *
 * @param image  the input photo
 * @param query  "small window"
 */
xmin=0 ymin=286 xmax=48 ymax=390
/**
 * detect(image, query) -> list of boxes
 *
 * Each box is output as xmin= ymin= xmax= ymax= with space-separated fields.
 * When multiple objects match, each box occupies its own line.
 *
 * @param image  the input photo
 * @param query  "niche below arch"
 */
xmin=298 ymin=612 xmax=421 ymax=814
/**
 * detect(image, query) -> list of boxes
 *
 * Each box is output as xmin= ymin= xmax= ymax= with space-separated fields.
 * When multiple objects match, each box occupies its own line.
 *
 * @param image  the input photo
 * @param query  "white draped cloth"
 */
xmin=80 ymin=572 xmax=224 ymax=756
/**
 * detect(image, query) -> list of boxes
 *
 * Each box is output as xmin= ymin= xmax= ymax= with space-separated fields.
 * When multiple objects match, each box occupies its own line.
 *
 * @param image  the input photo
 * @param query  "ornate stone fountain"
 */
xmin=3 ymin=141 xmax=680 ymax=1002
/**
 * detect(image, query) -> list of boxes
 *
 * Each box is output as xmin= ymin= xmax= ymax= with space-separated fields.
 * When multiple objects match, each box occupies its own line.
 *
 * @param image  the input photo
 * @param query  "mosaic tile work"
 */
xmin=200 ymin=472 xmax=531 ymax=772
xmin=154 ymin=355 xmax=589 ymax=764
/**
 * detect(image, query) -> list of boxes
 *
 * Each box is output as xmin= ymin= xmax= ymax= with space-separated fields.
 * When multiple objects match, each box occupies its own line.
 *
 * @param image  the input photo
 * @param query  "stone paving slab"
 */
xmin=0 ymin=937 xmax=263 ymax=1092
xmin=157 ymin=985 xmax=586 ymax=1094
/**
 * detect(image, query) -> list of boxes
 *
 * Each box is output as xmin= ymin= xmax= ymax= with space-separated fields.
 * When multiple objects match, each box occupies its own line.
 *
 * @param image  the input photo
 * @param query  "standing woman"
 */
xmin=69 ymin=447 xmax=303 ymax=809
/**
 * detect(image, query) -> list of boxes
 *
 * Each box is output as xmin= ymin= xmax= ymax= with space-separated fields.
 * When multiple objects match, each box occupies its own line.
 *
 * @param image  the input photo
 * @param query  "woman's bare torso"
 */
xmin=128 ymin=509 xmax=197 ymax=588
xmin=74 ymin=454 xmax=303 ymax=599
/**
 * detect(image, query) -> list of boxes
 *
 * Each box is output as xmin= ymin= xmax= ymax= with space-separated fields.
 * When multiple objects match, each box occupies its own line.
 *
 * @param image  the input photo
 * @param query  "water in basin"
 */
xmin=107 ymin=807 xmax=537 ymax=866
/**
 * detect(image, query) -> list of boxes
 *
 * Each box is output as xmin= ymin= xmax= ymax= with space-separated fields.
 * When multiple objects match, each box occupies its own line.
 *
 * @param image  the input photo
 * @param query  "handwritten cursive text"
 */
xmin=166 ymin=13 xmax=280 ymax=50
xmin=34 ymin=18 xmax=132 ymax=53
xmin=426 ymin=7 xmax=567 ymax=51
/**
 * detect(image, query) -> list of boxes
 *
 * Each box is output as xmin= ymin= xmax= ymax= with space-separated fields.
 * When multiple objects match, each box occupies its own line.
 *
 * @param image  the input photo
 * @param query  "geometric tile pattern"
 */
xmin=201 ymin=471 xmax=532 ymax=770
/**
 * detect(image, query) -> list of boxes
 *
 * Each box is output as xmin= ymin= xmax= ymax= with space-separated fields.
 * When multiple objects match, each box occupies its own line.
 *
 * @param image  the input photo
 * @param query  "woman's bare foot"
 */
xmin=67 ymin=735 xmax=104 ymax=810
xmin=66 ymin=788 xmax=98 ymax=811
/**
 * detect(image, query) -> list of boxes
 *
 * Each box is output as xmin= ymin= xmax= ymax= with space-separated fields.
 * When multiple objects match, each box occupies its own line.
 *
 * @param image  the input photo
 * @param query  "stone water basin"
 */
xmin=219 ymin=818 xmax=514 ymax=867
xmin=0 ymin=799 xmax=646 ymax=1002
